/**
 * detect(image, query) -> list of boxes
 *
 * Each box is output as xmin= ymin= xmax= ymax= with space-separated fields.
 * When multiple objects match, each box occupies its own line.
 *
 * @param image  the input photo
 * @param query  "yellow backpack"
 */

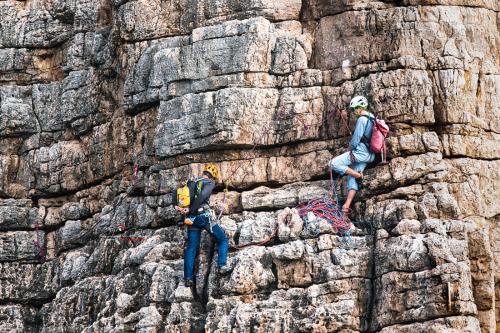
xmin=175 ymin=178 xmax=204 ymax=208
xmin=176 ymin=184 xmax=191 ymax=208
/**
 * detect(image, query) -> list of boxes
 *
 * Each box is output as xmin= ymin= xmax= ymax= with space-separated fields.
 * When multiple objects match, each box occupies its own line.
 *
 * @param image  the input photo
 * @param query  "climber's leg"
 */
xmin=329 ymin=152 xmax=351 ymax=175
xmin=210 ymin=224 xmax=228 ymax=267
xmin=343 ymin=162 xmax=367 ymax=212
xmin=184 ymin=228 xmax=200 ymax=281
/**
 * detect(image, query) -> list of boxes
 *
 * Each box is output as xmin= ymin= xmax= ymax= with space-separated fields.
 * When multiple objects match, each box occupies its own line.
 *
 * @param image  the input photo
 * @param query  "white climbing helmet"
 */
xmin=349 ymin=96 xmax=368 ymax=110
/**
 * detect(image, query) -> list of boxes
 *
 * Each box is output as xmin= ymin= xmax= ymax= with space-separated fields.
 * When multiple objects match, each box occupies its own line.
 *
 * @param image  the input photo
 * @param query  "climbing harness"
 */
xmin=184 ymin=210 xmax=212 ymax=229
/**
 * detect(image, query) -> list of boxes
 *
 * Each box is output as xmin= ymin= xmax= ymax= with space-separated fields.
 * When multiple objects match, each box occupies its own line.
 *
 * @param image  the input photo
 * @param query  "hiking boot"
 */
xmin=184 ymin=279 xmax=194 ymax=287
xmin=218 ymin=265 xmax=231 ymax=275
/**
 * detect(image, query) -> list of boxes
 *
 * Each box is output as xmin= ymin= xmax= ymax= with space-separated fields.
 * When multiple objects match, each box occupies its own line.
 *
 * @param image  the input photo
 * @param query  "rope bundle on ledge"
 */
xmin=296 ymin=196 xmax=351 ymax=237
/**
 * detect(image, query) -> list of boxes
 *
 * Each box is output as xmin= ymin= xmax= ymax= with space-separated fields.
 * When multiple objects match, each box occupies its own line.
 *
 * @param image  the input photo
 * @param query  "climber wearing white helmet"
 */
xmin=329 ymin=95 xmax=376 ymax=214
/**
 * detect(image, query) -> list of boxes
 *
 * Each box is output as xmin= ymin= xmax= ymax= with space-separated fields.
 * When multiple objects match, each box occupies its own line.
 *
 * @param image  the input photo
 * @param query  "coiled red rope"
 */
xmin=296 ymin=197 xmax=351 ymax=235
xmin=296 ymin=168 xmax=351 ymax=236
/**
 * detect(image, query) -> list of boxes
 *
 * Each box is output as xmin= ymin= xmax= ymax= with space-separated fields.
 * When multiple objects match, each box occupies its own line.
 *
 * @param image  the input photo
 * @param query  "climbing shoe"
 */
xmin=184 ymin=279 xmax=194 ymax=287
xmin=218 ymin=265 xmax=231 ymax=275
xmin=183 ymin=218 xmax=194 ymax=226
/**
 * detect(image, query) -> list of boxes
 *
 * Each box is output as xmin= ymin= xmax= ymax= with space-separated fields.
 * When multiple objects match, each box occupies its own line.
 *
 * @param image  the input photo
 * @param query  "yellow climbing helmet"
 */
xmin=203 ymin=163 xmax=220 ymax=179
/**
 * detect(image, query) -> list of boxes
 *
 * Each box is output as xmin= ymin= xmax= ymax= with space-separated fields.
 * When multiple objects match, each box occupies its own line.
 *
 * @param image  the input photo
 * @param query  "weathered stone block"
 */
xmin=313 ymin=7 xmax=498 ymax=73
xmin=276 ymin=208 xmax=304 ymax=242
xmin=216 ymin=246 xmax=275 ymax=295
xmin=0 ymin=4 xmax=73 ymax=48
xmin=441 ymin=133 xmax=500 ymax=159
xmin=116 ymin=0 xmax=301 ymax=41
xmin=0 ymin=48 xmax=63 ymax=83
xmin=310 ymin=235 xmax=373 ymax=282
xmin=155 ymin=87 xmax=323 ymax=156
xmin=0 ymin=305 xmax=39 ymax=333
xmin=23 ymin=141 xmax=88 ymax=193
xmin=378 ymin=316 xmax=481 ymax=333
xmin=376 ymin=233 xmax=445 ymax=277
xmin=0 ymin=200 xmax=37 ymax=230
xmin=206 ymin=279 xmax=370 ymax=332
xmin=124 ymin=18 xmax=310 ymax=110
xmin=432 ymin=71 xmax=499 ymax=132
xmin=371 ymin=263 xmax=477 ymax=330
xmin=237 ymin=212 xmax=277 ymax=246
xmin=0 ymin=231 xmax=44 ymax=262
xmin=361 ymin=198 xmax=419 ymax=230
xmin=41 ymin=276 xmax=120 ymax=333
xmin=0 ymin=261 xmax=58 ymax=301
xmin=0 ymin=85 xmax=37 ymax=137
xmin=60 ymin=69 xmax=100 ymax=133
xmin=267 ymin=150 xmax=332 ymax=184
xmin=32 ymin=82 xmax=64 ymax=132
xmin=241 ymin=180 xmax=329 ymax=210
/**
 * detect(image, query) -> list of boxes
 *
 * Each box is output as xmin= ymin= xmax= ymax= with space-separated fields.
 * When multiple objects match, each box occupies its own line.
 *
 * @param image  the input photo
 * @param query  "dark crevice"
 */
xmin=120 ymin=33 xmax=191 ymax=45
xmin=362 ymin=224 xmax=377 ymax=333
xmin=373 ymin=315 xmax=479 ymax=332
xmin=125 ymin=101 xmax=160 ymax=116
xmin=201 ymin=239 xmax=216 ymax=311
xmin=0 ymin=258 xmax=44 ymax=264
xmin=0 ymin=296 xmax=56 ymax=309
xmin=29 ymin=169 xmax=125 ymax=201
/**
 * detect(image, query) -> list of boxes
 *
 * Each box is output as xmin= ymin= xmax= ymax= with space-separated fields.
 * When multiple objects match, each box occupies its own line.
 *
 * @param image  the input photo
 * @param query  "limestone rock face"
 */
xmin=0 ymin=0 xmax=498 ymax=332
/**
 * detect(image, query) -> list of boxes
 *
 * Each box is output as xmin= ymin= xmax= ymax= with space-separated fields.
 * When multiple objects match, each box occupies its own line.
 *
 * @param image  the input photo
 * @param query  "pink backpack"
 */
xmin=363 ymin=116 xmax=390 ymax=163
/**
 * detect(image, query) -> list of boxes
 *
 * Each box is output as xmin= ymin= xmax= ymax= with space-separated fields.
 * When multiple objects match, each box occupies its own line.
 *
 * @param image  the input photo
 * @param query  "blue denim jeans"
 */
xmin=183 ymin=213 xmax=228 ymax=281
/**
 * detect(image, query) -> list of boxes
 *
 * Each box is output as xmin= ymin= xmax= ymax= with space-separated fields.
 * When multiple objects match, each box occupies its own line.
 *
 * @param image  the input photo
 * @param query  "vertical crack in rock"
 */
xmin=362 ymin=225 xmax=377 ymax=333
xmin=201 ymin=238 xmax=216 ymax=310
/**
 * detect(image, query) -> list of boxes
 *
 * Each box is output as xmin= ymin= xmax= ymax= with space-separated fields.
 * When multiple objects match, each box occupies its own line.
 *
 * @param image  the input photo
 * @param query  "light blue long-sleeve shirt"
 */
xmin=350 ymin=112 xmax=375 ymax=163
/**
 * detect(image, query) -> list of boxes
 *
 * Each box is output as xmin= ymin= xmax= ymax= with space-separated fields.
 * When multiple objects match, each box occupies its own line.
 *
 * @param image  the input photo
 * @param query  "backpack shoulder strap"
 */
xmin=360 ymin=114 xmax=375 ymax=121
xmin=358 ymin=115 xmax=374 ymax=143
xmin=196 ymin=179 xmax=203 ymax=194
xmin=187 ymin=177 xmax=204 ymax=194
xmin=360 ymin=114 xmax=376 ymax=127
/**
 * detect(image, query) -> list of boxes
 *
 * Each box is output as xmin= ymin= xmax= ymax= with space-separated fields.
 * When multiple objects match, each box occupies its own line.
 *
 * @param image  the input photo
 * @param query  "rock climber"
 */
xmin=174 ymin=163 xmax=229 ymax=287
xmin=329 ymin=96 xmax=375 ymax=214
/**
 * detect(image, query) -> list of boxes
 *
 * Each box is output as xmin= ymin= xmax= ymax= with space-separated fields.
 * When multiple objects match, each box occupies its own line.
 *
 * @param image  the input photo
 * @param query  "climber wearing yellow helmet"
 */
xmin=174 ymin=163 xmax=229 ymax=287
